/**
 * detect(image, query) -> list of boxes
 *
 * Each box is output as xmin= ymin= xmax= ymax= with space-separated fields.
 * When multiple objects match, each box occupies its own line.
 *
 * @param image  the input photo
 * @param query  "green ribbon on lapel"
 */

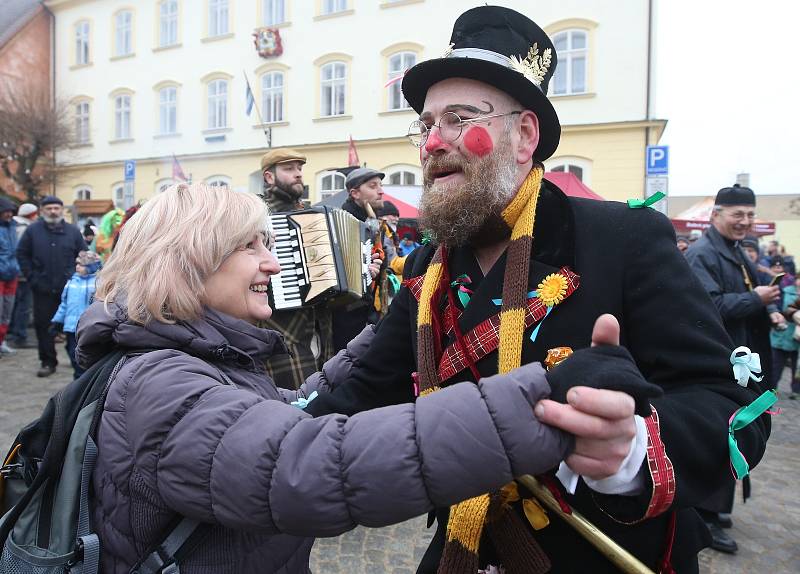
xmin=627 ymin=191 xmax=665 ymax=209
xmin=450 ymin=274 xmax=473 ymax=308
xmin=728 ymin=390 xmax=777 ymax=480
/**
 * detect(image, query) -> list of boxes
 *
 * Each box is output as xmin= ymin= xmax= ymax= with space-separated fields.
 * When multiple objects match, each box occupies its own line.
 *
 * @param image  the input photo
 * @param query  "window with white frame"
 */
xmin=319 ymin=171 xmax=345 ymax=199
xmin=320 ymin=62 xmax=346 ymax=116
xmin=552 ymin=30 xmax=587 ymax=95
xmin=74 ymin=186 xmax=92 ymax=201
xmin=322 ymin=0 xmax=347 ymax=15
xmin=75 ymin=21 xmax=90 ymax=65
xmin=387 ymin=52 xmax=415 ymax=110
xmin=113 ymin=184 xmax=125 ymax=209
xmin=388 ymin=171 xmax=416 ymax=185
xmin=159 ymin=87 xmax=177 ymax=134
xmin=207 ymin=79 xmax=228 ymax=128
xmin=261 ymin=71 xmax=284 ymax=123
xmin=159 ymin=0 xmax=178 ymax=46
xmin=209 ymin=0 xmax=229 ymax=36
xmin=114 ymin=95 xmax=131 ymax=139
xmin=545 ymin=156 xmax=592 ymax=184
xmin=115 ymin=11 xmax=133 ymax=56
xmin=263 ymin=0 xmax=285 ymax=25
xmin=74 ymin=101 xmax=90 ymax=143
xmin=205 ymin=176 xmax=231 ymax=188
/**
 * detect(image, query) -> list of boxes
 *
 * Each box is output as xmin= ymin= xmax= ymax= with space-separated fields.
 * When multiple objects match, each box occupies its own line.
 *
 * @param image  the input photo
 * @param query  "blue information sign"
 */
xmin=646 ymin=146 xmax=668 ymax=175
xmin=124 ymin=160 xmax=136 ymax=182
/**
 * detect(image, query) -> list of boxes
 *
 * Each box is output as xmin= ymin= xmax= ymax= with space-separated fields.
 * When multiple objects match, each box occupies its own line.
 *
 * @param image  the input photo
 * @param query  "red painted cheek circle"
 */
xmin=463 ymin=126 xmax=494 ymax=157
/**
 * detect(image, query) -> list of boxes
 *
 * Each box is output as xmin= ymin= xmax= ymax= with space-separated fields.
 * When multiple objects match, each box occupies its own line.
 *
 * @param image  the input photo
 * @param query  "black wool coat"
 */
xmin=684 ymin=226 xmax=774 ymax=383
xmin=307 ymin=181 xmax=770 ymax=573
xmin=16 ymin=219 xmax=87 ymax=296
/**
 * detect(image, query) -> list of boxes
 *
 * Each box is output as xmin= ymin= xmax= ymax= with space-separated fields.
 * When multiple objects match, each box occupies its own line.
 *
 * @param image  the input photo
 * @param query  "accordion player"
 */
xmin=268 ymin=206 xmax=373 ymax=311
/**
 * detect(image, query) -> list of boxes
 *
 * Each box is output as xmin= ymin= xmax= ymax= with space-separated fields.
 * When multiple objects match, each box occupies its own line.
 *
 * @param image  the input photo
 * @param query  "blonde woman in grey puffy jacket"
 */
xmin=76 ymin=183 xmax=571 ymax=573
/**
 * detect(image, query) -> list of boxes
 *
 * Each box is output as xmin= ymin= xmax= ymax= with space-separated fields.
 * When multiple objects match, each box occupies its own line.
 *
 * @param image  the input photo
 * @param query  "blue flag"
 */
xmin=245 ymin=80 xmax=255 ymax=116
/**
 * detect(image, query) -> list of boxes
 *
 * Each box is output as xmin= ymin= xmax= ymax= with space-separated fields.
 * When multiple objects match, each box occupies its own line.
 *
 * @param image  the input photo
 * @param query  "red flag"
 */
xmin=172 ymin=154 xmax=187 ymax=182
xmin=347 ymin=135 xmax=360 ymax=167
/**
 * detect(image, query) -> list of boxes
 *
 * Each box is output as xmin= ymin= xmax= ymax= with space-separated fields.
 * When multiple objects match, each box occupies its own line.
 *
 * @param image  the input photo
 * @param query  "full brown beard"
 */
xmin=418 ymin=137 xmax=517 ymax=247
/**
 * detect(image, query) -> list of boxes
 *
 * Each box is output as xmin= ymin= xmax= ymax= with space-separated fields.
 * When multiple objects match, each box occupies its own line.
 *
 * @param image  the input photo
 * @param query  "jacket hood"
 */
xmin=76 ymin=299 xmax=288 ymax=370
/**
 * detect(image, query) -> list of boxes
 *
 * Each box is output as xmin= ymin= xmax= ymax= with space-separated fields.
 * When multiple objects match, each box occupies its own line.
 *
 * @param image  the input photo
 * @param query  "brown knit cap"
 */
xmin=260 ymin=148 xmax=307 ymax=171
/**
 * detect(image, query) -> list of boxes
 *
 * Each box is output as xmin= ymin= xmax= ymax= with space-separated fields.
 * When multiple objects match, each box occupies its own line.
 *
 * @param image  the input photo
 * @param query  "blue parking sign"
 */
xmin=124 ymin=160 xmax=136 ymax=181
xmin=646 ymin=146 xmax=668 ymax=175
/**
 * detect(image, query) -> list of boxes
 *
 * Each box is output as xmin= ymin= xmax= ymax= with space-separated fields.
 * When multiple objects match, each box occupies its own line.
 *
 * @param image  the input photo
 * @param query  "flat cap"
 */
xmin=260 ymin=148 xmax=306 ymax=171
xmin=345 ymin=167 xmax=384 ymax=191
xmin=40 ymin=195 xmax=63 ymax=207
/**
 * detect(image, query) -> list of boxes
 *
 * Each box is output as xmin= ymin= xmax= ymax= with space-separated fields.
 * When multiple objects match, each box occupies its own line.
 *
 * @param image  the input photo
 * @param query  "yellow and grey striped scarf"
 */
xmin=416 ymin=167 xmax=550 ymax=573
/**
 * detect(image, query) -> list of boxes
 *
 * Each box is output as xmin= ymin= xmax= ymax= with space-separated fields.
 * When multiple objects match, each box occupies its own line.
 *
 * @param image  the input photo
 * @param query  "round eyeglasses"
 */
xmin=407 ymin=111 xmax=522 ymax=148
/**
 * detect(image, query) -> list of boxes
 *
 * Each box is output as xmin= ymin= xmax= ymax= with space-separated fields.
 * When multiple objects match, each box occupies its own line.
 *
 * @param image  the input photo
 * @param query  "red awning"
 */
xmin=670 ymin=197 xmax=776 ymax=237
xmin=543 ymin=172 xmax=604 ymax=200
xmin=382 ymin=192 xmax=418 ymax=218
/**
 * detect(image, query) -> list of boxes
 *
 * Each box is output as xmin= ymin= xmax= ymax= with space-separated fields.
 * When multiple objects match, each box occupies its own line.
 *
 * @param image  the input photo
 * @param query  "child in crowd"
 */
xmin=51 ymin=251 xmax=101 ymax=378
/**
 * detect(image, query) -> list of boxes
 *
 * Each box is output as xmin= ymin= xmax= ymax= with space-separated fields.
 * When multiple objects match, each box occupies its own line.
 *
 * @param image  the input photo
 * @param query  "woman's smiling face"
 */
xmin=202 ymin=232 xmax=281 ymax=324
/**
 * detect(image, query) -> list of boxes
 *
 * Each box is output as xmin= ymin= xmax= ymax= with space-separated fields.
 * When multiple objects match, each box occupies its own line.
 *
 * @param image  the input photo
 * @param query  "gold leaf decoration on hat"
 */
xmin=441 ymin=42 xmax=455 ymax=58
xmin=509 ymin=43 xmax=552 ymax=86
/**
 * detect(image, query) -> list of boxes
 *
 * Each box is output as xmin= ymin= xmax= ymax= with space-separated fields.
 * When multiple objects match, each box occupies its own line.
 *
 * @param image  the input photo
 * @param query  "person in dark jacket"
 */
xmin=305 ymin=7 xmax=770 ymax=573
xmin=16 ymin=195 xmax=86 ymax=376
xmin=258 ymin=148 xmax=333 ymax=390
xmin=685 ymin=184 xmax=783 ymax=553
xmin=331 ymin=168 xmax=387 ymax=350
xmin=76 ymin=181 xmax=575 ymax=573
xmin=0 ymin=197 xmax=20 ymax=355
xmin=7 ymin=203 xmax=38 ymax=348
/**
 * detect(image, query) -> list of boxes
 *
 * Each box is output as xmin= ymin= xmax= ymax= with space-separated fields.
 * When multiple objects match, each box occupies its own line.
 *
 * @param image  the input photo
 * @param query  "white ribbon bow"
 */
xmin=290 ymin=391 xmax=318 ymax=410
xmin=730 ymin=346 xmax=763 ymax=387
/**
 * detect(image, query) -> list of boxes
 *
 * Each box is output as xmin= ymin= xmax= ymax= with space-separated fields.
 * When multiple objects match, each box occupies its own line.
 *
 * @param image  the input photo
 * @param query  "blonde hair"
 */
xmin=96 ymin=183 xmax=270 ymax=324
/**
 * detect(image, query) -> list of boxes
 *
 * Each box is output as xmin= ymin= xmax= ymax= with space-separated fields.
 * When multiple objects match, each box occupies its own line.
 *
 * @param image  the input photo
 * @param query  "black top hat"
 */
xmin=402 ymin=6 xmax=560 ymax=160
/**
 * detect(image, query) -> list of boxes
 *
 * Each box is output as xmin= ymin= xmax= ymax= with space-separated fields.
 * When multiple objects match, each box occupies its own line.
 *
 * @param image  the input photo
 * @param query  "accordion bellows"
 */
xmin=269 ymin=206 xmax=372 ymax=310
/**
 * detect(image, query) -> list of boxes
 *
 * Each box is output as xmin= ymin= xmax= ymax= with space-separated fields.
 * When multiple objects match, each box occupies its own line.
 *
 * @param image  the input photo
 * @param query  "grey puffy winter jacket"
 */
xmin=75 ymin=300 xmax=571 ymax=573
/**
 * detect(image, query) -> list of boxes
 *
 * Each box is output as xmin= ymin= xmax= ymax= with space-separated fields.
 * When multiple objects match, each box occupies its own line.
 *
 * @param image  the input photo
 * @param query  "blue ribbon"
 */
xmin=291 ymin=391 xmax=318 ymax=409
xmin=730 ymin=346 xmax=763 ymax=387
xmin=491 ymin=291 xmax=553 ymax=342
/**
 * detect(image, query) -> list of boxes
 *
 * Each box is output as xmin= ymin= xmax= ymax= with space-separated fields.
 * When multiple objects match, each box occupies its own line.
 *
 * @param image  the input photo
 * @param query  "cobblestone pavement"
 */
xmin=1 ymin=337 xmax=797 ymax=573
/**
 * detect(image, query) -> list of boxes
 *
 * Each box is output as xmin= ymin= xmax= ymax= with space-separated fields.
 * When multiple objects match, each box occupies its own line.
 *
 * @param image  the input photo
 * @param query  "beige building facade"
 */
xmin=46 ymin=0 xmax=666 ymax=215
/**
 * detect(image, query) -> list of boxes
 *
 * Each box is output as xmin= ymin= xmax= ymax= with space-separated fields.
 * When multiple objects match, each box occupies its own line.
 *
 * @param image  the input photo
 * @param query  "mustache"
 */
xmin=423 ymin=156 xmax=468 ymax=184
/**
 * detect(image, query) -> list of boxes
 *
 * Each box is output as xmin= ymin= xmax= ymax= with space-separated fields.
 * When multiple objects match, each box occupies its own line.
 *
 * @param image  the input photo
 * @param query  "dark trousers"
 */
xmin=8 ymin=279 xmax=31 ymax=341
xmin=771 ymin=347 xmax=798 ymax=390
xmin=32 ymin=290 xmax=61 ymax=368
xmin=65 ymin=332 xmax=83 ymax=379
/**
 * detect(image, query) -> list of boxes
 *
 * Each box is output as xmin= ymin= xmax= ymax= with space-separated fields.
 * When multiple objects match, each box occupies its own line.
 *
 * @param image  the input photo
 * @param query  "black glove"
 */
xmin=49 ymin=322 xmax=64 ymax=336
xmin=546 ymin=345 xmax=663 ymax=417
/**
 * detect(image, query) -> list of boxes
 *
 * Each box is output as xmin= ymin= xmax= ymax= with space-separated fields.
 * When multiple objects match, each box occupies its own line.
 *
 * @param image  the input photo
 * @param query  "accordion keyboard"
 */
xmin=270 ymin=214 xmax=307 ymax=310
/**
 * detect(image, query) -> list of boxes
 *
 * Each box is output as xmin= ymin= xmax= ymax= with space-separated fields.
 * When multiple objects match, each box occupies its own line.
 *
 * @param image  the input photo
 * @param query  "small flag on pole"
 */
xmin=245 ymin=79 xmax=255 ymax=116
xmin=172 ymin=154 xmax=187 ymax=182
xmin=347 ymin=135 xmax=360 ymax=167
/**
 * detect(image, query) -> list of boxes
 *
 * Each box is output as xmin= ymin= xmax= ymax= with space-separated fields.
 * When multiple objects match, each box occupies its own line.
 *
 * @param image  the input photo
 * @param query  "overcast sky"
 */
xmin=654 ymin=0 xmax=799 ymax=196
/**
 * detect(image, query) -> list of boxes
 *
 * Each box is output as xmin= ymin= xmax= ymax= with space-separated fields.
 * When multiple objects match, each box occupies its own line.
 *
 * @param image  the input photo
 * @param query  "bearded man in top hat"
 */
xmin=685 ymin=183 xmax=783 ymax=553
xmin=306 ymin=7 xmax=769 ymax=573
xmin=258 ymin=148 xmax=334 ymax=389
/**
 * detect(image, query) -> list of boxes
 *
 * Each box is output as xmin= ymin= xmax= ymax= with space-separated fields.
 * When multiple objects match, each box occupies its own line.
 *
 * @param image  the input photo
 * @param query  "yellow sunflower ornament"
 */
xmin=537 ymin=273 xmax=568 ymax=307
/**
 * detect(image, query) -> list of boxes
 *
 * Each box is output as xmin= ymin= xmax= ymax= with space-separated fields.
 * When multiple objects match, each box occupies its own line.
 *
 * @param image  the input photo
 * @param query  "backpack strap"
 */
xmin=129 ymin=517 xmax=204 ymax=574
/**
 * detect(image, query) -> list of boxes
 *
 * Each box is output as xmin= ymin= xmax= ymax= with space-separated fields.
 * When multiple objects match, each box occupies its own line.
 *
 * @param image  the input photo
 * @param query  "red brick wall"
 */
xmin=0 ymin=7 xmax=53 ymax=202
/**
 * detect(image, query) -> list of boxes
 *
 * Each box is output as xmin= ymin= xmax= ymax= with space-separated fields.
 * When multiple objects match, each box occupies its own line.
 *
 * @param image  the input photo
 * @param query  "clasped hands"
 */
xmin=535 ymin=314 xmax=661 ymax=480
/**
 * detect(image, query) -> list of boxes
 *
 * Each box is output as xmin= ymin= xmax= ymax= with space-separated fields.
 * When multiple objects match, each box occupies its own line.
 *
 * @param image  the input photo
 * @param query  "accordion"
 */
xmin=268 ymin=206 xmax=373 ymax=311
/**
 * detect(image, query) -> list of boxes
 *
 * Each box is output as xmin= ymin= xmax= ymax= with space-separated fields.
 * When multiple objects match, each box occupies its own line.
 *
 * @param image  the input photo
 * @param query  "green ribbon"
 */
xmin=421 ymin=230 xmax=433 ymax=245
xmin=450 ymin=274 xmax=473 ymax=308
xmin=627 ymin=191 xmax=666 ymax=209
xmin=728 ymin=390 xmax=777 ymax=480
xmin=387 ymin=272 xmax=401 ymax=294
